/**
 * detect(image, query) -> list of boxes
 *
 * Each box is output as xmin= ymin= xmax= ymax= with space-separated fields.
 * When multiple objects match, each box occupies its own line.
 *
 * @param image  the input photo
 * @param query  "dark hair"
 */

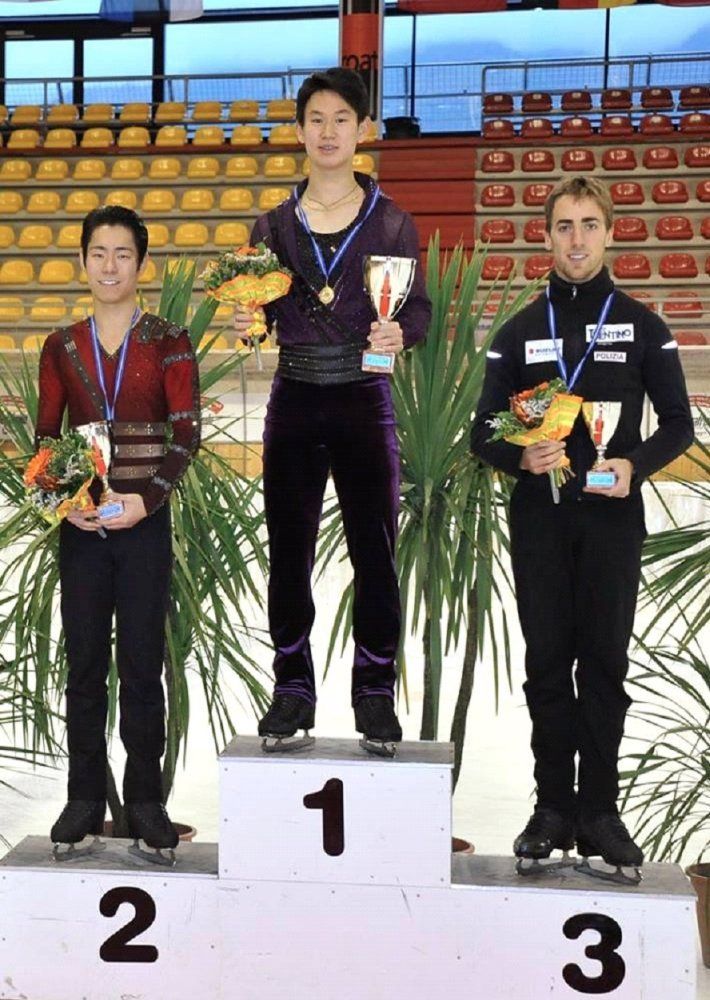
xmin=296 ymin=67 xmax=370 ymax=125
xmin=81 ymin=205 xmax=149 ymax=265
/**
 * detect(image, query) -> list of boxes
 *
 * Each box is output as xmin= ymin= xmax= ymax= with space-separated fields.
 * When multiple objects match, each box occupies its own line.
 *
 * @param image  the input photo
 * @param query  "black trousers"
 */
xmin=59 ymin=505 xmax=172 ymax=803
xmin=509 ymin=488 xmax=646 ymax=817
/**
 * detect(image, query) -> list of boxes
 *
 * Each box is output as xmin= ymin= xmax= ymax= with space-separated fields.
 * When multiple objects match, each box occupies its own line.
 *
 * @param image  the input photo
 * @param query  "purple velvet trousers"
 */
xmin=263 ymin=374 xmax=401 ymax=706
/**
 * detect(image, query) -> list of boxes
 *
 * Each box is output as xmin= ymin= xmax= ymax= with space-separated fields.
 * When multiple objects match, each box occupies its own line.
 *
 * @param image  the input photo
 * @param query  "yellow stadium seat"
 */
xmin=199 ymin=333 xmax=229 ymax=350
xmin=18 ymin=225 xmax=53 ymax=249
xmin=57 ymin=224 xmax=82 ymax=248
xmin=175 ymin=222 xmax=208 ymax=247
xmin=119 ymin=102 xmax=150 ymax=123
xmin=81 ymin=127 xmax=114 ymax=149
xmin=193 ymin=125 xmax=224 ymax=147
xmin=258 ymin=187 xmax=290 ymax=210
xmin=155 ymin=101 xmax=186 ymax=123
xmin=268 ymin=124 xmax=299 ymax=145
xmin=361 ymin=120 xmax=378 ymax=142
xmin=44 ymin=128 xmax=76 ymax=149
xmin=30 ymin=296 xmax=67 ymax=322
xmin=83 ymin=103 xmax=113 ymax=123
xmin=71 ymin=295 xmax=94 ymax=318
xmin=264 ymin=154 xmax=297 ymax=178
xmin=0 ymin=260 xmax=34 ymax=285
xmin=74 ymin=159 xmax=106 ymax=181
xmin=142 ymin=190 xmax=176 ymax=213
xmin=229 ymin=100 xmax=259 ymax=121
xmin=301 ymin=156 xmax=311 ymax=176
xmin=0 ymin=298 xmax=23 ymax=322
xmin=22 ymin=334 xmax=47 ymax=352
xmin=11 ymin=105 xmax=41 ymax=125
xmin=187 ymin=156 xmax=220 ymax=179
xmin=0 ymin=225 xmax=15 ymax=248
xmin=0 ymin=334 xmax=16 ymax=349
xmin=111 ymin=158 xmax=143 ymax=180
xmin=0 ymin=192 xmax=23 ymax=213
xmin=149 ymin=156 xmax=181 ymax=180
xmin=104 ymin=189 xmax=138 ymax=209
xmin=27 ymin=191 xmax=61 ymax=214
xmin=78 ymin=268 xmax=87 ymax=284
xmin=219 ymin=188 xmax=254 ymax=211
xmin=118 ymin=126 xmax=150 ymax=148
xmin=230 ymin=125 xmax=262 ymax=146
xmin=146 ymin=223 xmax=169 ymax=247
xmin=7 ymin=129 xmax=40 ymax=150
xmin=214 ymin=302 xmax=233 ymax=320
xmin=39 ymin=260 xmax=75 ymax=285
xmin=47 ymin=104 xmax=78 ymax=123
xmin=225 ymin=155 xmax=258 ymax=178
xmin=214 ymin=221 xmax=249 ymax=246
xmin=66 ymin=190 xmax=100 ymax=214
xmin=180 ymin=188 xmax=214 ymax=212
xmin=353 ymin=152 xmax=376 ymax=175
xmin=36 ymin=159 xmax=69 ymax=180
xmin=155 ymin=125 xmax=187 ymax=147
xmin=0 ymin=106 xmax=8 ymax=126
xmin=266 ymin=98 xmax=296 ymax=121
xmin=0 ymin=160 xmax=31 ymax=181
xmin=138 ymin=259 xmax=157 ymax=284
xmin=192 ymin=101 xmax=222 ymax=122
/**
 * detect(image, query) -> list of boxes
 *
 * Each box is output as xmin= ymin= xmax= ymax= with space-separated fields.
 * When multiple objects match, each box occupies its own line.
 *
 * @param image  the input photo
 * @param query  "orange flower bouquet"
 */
xmin=24 ymin=431 xmax=102 ymax=524
xmin=201 ymin=243 xmax=291 ymax=369
xmin=487 ymin=378 xmax=583 ymax=502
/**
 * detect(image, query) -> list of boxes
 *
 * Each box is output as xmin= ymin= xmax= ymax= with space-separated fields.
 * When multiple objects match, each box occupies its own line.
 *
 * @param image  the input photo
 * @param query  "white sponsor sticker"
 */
xmin=594 ymin=350 xmax=626 ymax=363
xmin=525 ymin=339 xmax=562 ymax=364
xmin=586 ymin=323 xmax=634 ymax=343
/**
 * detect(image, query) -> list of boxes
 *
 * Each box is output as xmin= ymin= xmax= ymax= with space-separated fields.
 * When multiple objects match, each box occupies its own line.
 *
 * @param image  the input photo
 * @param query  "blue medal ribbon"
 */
xmin=546 ymin=287 xmax=615 ymax=392
xmin=89 ymin=307 xmax=140 ymax=422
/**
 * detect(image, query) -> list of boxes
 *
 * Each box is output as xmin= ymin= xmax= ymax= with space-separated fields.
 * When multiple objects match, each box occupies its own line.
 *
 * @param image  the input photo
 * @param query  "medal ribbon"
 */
xmin=546 ymin=288 xmax=615 ymax=392
xmin=89 ymin=308 xmax=140 ymax=422
xmin=295 ymin=183 xmax=381 ymax=295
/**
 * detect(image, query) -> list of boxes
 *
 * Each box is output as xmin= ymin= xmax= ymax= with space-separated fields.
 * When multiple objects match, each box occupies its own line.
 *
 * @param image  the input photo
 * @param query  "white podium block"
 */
xmin=218 ymin=735 xmax=453 ymax=886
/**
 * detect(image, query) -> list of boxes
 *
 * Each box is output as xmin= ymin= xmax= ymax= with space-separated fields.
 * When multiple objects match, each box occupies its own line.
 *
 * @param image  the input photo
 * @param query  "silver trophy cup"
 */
xmin=582 ymin=401 xmax=622 ymax=488
xmin=362 ymin=255 xmax=417 ymax=374
xmin=75 ymin=420 xmax=124 ymax=520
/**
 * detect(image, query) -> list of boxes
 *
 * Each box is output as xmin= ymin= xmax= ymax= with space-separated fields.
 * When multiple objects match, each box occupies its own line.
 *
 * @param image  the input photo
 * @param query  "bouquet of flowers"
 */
xmin=201 ymin=243 xmax=292 ymax=369
xmin=24 ymin=430 xmax=102 ymax=524
xmin=487 ymin=377 xmax=583 ymax=502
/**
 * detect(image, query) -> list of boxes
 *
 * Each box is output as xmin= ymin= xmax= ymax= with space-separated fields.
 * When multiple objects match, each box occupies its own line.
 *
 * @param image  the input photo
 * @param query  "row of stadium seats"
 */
xmin=479 ymin=179 xmax=710 ymax=207
xmin=480 ymin=215 xmax=710 ymax=243
xmin=0 ymin=221 xmax=250 ymax=249
xmin=2 ymin=100 xmax=296 ymax=126
xmin=0 ymin=186 xmax=291 ymax=214
xmin=480 ymin=144 xmax=710 ymax=173
xmin=480 ymin=252 xmax=710 ymax=281
xmin=0 ymin=259 xmax=157 ymax=285
xmin=0 ymin=123 xmax=305 ymax=150
xmin=483 ymin=86 xmax=710 ymax=116
xmin=483 ymin=113 xmax=709 ymax=141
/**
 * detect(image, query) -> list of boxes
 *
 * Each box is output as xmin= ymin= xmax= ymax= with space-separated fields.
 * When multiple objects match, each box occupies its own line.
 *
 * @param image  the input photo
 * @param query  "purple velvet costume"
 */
xmin=251 ymin=174 xmax=431 ymax=706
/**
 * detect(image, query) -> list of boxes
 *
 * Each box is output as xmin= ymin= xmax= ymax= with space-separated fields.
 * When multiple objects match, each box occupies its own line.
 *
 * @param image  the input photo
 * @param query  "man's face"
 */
xmin=81 ymin=224 xmax=146 ymax=306
xmin=296 ymin=89 xmax=369 ymax=170
xmin=544 ymin=195 xmax=612 ymax=284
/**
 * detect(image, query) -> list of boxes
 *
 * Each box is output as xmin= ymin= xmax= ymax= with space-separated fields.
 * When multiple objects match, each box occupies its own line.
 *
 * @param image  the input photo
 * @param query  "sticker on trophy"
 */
xmin=362 ymin=255 xmax=416 ymax=375
xmin=97 ymin=499 xmax=125 ymax=520
xmin=582 ymin=401 xmax=622 ymax=488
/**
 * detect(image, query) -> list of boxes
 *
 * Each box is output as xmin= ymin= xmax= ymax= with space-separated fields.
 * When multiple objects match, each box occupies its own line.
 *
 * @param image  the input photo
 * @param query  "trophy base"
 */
xmin=586 ymin=470 xmax=616 ymax=489
xmin=361 ymin=350 xmax=395 ymax=375
xmin=97 ymin=500 xmax=125 ymax=520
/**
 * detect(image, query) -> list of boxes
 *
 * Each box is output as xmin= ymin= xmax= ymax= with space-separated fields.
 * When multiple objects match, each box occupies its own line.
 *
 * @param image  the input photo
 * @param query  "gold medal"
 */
xmin=319 ymin=285 xmax=335 ymax=305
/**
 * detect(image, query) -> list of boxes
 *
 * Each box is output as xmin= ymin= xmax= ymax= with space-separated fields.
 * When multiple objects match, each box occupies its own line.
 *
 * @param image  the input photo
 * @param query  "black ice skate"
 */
xmin=513 ymin=807 xmax=576 ymax=876
xmin=575 ymin=813 xmax=643 ymax=886
xmin=258 ymin=694 xmax=315 ymax=753
xmin=354 ymin=695 xmax=402 ymax=758
xmin=51 ymin=800 xmax=106 ymax=862
xmin=125 ymin=802 xmax=179 ymax=867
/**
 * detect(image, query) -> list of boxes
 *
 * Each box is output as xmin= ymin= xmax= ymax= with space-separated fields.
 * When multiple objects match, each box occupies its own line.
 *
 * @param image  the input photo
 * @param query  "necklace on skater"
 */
xmin=303 ymin=183 xmax=360 ymax=212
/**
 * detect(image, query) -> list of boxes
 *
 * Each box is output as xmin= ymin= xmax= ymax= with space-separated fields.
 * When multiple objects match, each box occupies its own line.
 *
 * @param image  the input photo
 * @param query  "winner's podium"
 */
xmin=0 ymin=736 xmax=698 ymax=999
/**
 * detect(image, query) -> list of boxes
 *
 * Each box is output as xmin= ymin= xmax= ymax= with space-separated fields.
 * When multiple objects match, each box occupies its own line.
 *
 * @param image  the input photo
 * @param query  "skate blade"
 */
xmin=261 ymin=732 xmax=315 ymax=754
xmin=128 ymin=841 xmax=177 ymax=867
xmin=359 ymin=737 xmax=398 ymax=758
xmin=52 ymin=837 xmax=106 ymax=863
xmin=574 ymin=857 xmax=643 ymax=886
xmin=515 ymin=851 xmax=575 ymax=877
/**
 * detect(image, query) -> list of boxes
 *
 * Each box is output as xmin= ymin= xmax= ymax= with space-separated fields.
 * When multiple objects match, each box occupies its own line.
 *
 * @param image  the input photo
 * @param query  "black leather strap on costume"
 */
xmin=277 ymin=343 xmax=371 ymax=384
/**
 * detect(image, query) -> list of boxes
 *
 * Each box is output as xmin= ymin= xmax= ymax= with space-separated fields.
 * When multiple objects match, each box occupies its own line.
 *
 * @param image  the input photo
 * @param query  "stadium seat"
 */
xmin=652 ymin=180 xmax=689 ymax=204
xmin=214 ymin=303 xmax=233 ymax=320
xmin=483 ymin=119 xmax=515 ymax=140
xmin=229 ymin=100 xmax=259 ymax=121
xmin=266 ymin=99 xmax=296 ymax=120
xmin=698 ymin=180 xmax=710 ymax=202
xmin=628 ymin=290 xmax=657 ymax=311
xmin=0 ymin=106 xmax=7 ymax=126
xmin=258 ymin=187 xmax=290 ymax=210
xmin=119 ymin=102 xmax=150 ymax=123
xmin=601 ymin=88 xmax=632 ymax=110
xmin=111 ymin=158 xmax=143 ymax=180
xmin=360 ymin=120 xmax=378 ymax=142
xmin=118 ymin=126 xmax=150 ymax=148
xmin=0 ymin=260 xmax=34 ymax=284
xmin=81 ymin=127 xmax=114 ymax=149
xmin=214 ymin=222 xmax=250 ymax=246
xmin=680 ymin=112 xmax=710 ymax=134
xmin=0 ymin=225 xmax=15 ymax=248
xmin=0 ymin=334 xmax=15 ymax=349
xmin=175 ymin=222 xmax=209 ymax=247
xmin=642 ymin=146 xmax=679 ymax=169
xmin=155 ymin=101 xmax=186 ymax=123
xmin=264 ymin=154 xmax=298 ymax=178
xmin=674 ymin=330 xmax=707 ymax=346
xmin=656 ymin=215 xmax=693 ymax=240
xmin=199 ymin=334 xmax=229 ymax=351
xmin=483 ymin=291 xmax=503 ymax=315
xmin=612 ymin=217 xmax=648 ymax=241
xmin=138 ymin=259 xmax=157 ymax=284
xmin=641 ymin=87 xmax=673 ymax=111
xmin=522 ymin=92 xmax=552 ymax=113
xmin=74 ymin=159 xmax=106 ymax=181
xmin=524 ymin=254 xmax=554 ymax=279
xmin=57 ymin=224 xmax=81 ymax=248
xmin=18 ymin=224 xmax=52 ymax=249
xmin=71 ymin=294 xmax=94 ymax=318
xmin=523 ymin=182 xmax=554 ymax=206
xmin=610 ymin=181 xmax=644 ymax=205
xmin=66 ymin=190 xmax=100 ymax=213
xmin=193 ymin=125 xmax=225 ymax=146
xmin=230 ymin=125 xmax=262 ymax=145
xmin=188 ymin=156 xmax=220 ymax=178
xmin=142 ymin=189 xmax=176 ymax=213
xmin=10 ymin=105 xmax=41 ymax=125
xmin=701 ymin=217 xmax=710 ymax=240
xmin=482 ymin=255 xmax=514 ymax=280
xmin=0 ymin=297 xmax=24 ymax=321
xmin=352 ymin=152 xmax=375 ymax=174
xmin=521 ymin=118 xmax=554 ymax=140
xmin=192 ymin=100 xmax=223 ymax=121
xmin=679 ymin=85 xmax=710 ymax=109
xmin=225 ymin=155 xmax=258 ymax=178
xmin=664 ymin=290 xmax=703 ymax=317
xmin=7 ymin=129 xmax=40 ymax=150
xmin=561 ymin=90 xmax=592 ymax=113
xmin=521 ymin=150 xmax=555 ymax=172
xmin=30 ymin=296 xmax=67 ymax=322
xmin=146 ymin=223 xmax=170 ymax=247
xmin=560 ymin=116 xmax=593 ymax=138
xmin=0 ymin=160 xmax=31 ymax=181
xmin=36 ymin=159 xmax=69 ymax=180
xmin=561 ymin=148 xmax=595 ymax=171
xmin=39 ymin=260 xmax=75 ymax=284
xmin=523 ymin=218 xmax=546 ymax=243
xmin=27 ymin=191 xmax=61 ymax=214
xmin=44 ymin=128 xmax=76 ymax=149
xmin=483 ymin=93 xmax=514 ymax=116
xmin=480 ymin=219 xmax=515 ymax=243
xmin=685 ymin=144 xmax=710 ymax=168
xmin=602 ymin=148 xmax=637 ymax=171
xmin=181 ymin=188 xmax=215 ymax=212
xmin=268 ymin=124 xmax=299 ymax=144
xmin=600 ymin=115 xmax=633 ymax=137
xmin=480 ymin=150 xmax=514 ymax=173
xmin=219 ymin=188 xmax=254 ymax=211
xmin=155 ymin=125 xmax=187 ymax=147
xmin=613 ymin=253 xmax=651 ymax=279
xmin=0 ymin=192 xmax=23 ymax=213
xmin=47 ymin=103 xmax=78 ymax=124
xmin=83 ymin=104 xmax=113 ymax=122
xmin=22 ymin=334 xmax=48 ymax=352
xmin=659 ymin=252 xmax=698 ymax=278
xmin=639 ymin=114 xmax=674 ymax=136
xmin=105 ymin=189 xmax=138 ymax=209
xmin=149 ymin=157 xmax=181 ymax=180
xmin=481 ymin=184 xmax=515 ymax=207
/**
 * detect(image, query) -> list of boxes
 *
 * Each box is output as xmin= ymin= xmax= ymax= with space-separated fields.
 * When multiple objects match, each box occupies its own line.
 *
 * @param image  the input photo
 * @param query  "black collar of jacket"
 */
xmin=548 ymin=266 xmax=615 ymax=308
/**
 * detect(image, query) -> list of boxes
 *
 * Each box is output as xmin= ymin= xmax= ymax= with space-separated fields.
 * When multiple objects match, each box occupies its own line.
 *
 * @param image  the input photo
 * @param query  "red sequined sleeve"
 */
xmin=34 ymin=333 xmax=67 ymax=448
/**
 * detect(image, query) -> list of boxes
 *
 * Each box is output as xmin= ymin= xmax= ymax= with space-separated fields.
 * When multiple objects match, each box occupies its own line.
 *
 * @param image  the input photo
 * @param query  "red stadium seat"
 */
xmin=523 ymin=182 xmax=554 ymax=206
xmin=659 ymin=252 xmax=698 ymax=278
xmin=674 ymin=330 xmax=707 ymax=345
xmin=521 ymin=149 xmax=555 ymax=172
xmin=698 ymin=180 xmax=710 ymax=202
xmin=610 ymin=181 xmax=644 ymax=205
xmin=656 ymin=216 xmax=693 ymax=241
xmin=652 ymin=180 xmax=689 ymax=204
xmin=642 ymin=146 xmax=679 ymax=170
xmin=685 ymin=144 xmax=710 ymax=168
xmin=639 ymin=114 xmax=675 ymax=136
xmin=641 ymin=87 xmax=673 ymax=111
xmin=600 ymin=115 xmax=634 ymax=137
xmin=613 ymin=217 xmax=648 ymax=242
xmin=613 ymin=253 xmax=651 ymax=279
xmin=480 ymin=150 xmax=514 ymax=173
xmin=523 ymin=218 xmax=547 ymax=243
xmin=524 ymin=254 xmax=554 ymax=279
xmin=561 ymin=148 xmax=595 ymax=171
xmin=483 ymin=118 xmax=515 ymax=140
xmin=602 ymin=88 xmax=632 ymax=110
xmin=679 ymin=112 xmax=710 ymax=134
xmin=602 ymin=148 xmax=637 ymax=171
xmin=701 ymin=218 xmax=710 ymax=240
xmin=679 ymin=85 xmax=710 ymax=109
xmin=561 ymin=90 xmax=592 ymax=113
xmin=560 ymin=116 xmax=593 ymax=138
xmin=482 ymin=255 xmax=514 ymax=280
xmin=521 ymin=118 xmax=554 ymax=140
xmin=483 ymin=93 xmax=514 ymax=116
xmin=480 ymin=219 xmax=515 ymax=244
xmin=629 ymin=290 xmax=657 ymax=312
xmin=522 ymin=92 xmax=552 ymax=114
xmin=664 ymin=291 xmax=703 ymax=317
xmin=481 ymin=183 xmax=515 ymax=207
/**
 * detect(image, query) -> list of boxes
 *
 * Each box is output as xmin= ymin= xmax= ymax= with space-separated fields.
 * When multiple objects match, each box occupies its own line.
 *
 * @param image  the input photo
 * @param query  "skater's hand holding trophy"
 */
xmin=362 ymin=255 xmax=417 ymax=374
xmin=582 ymin=401 xmax=633 ymax=497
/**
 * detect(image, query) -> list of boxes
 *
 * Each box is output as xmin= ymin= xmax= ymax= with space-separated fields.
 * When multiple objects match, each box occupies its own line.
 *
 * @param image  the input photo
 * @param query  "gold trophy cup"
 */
xmin=362 ymin=255 xmax=417 ymax=374
xmin=582 ymin=401 xmax=622 ymax=488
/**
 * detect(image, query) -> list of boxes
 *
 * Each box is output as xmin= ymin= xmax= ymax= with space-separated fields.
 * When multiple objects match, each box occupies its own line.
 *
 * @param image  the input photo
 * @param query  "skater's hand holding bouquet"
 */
xmin=24 ymin=430 xmax=103 ymax=524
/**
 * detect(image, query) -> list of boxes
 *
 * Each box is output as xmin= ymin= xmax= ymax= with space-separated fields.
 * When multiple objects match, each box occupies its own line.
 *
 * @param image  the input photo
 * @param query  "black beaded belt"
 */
xmin=278 ymin=343 xmax=371 ymax=385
